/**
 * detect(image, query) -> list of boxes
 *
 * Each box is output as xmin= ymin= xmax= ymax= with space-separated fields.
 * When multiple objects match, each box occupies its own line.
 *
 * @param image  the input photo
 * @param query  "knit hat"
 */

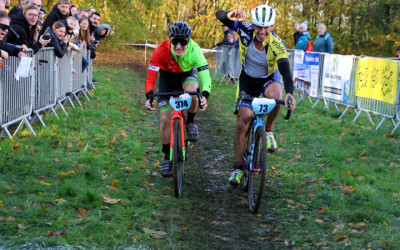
xmin=299 ymin=22 xmax=307 ymax=31
xmin=317 ymin=23 xmax=326 ymax=30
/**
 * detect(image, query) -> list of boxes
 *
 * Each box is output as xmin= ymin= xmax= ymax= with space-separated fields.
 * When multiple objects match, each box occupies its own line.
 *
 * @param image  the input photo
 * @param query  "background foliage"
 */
xmin=11 ymin=0 xmax=400 ymax=56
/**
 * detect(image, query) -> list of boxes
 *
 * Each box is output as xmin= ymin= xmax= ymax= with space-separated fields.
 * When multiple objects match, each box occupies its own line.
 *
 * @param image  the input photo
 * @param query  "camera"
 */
xmin=42 ymin=27 xmax=52 ymax=40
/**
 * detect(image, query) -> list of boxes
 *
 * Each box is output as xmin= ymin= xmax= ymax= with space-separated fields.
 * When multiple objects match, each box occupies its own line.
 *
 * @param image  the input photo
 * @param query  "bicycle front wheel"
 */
xmin=172 ymin=119 xmax=184 ymax=198
xmin=248 ymin=126 xmax=267 ymax=213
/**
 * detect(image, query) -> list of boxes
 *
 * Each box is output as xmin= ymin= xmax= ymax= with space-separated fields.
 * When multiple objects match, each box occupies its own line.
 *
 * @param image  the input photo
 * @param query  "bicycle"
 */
xmin=234 ymin=91 xmax=293 ymax=213
xmin=149 ymin=89 xmax=202 ymax=198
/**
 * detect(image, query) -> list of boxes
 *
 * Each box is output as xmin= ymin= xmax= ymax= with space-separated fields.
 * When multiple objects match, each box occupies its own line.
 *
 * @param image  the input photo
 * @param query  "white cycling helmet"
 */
xmin=251 ymin=5 xmax=276 ymax=27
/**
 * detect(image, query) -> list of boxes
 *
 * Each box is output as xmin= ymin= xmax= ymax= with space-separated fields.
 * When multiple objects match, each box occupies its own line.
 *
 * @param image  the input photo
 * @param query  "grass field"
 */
xmin=0 ymin=65 xmax=399 ymax=249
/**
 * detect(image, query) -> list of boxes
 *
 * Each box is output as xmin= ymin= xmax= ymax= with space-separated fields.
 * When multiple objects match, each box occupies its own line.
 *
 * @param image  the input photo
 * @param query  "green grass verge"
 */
xmin=0 ymin=66 xmax=399 ymax=248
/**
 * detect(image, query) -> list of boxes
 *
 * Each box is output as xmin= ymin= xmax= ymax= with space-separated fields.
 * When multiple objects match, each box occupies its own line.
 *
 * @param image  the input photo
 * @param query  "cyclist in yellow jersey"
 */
xmin=216 ymin=5 xmax=297 ymax=186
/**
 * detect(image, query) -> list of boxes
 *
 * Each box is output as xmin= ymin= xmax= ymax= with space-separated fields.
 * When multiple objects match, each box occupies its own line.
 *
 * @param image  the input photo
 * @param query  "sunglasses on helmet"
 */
xmin=170 ymin=38 xmax=189 ymax=47
xmin=0 ymin=23 xmax=9 ymax=32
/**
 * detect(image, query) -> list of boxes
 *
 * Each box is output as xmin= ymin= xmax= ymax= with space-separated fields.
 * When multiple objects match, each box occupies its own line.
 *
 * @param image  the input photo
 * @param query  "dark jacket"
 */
xmin=6 ymin=12 xmax=42 ymax=54
xmin=294 ymin=31 xmax=301 ymax=46
xmin=40 ymin=4 xmax=69 ymax=36
xmin=8 ymin=6 xmax=22 ymax=19
xmin=216 ymin=28 xmax=235 ymax=46
xmin=45 ymin=29 xmax=68 ymax=58
xmin=0 ymin=38 xmax=22 ymax=57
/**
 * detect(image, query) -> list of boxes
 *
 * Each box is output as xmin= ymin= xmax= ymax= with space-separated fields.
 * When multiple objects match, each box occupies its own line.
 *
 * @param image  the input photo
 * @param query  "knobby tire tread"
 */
xmin=248 ymin=126 xmax=267 ymax=213
xmin=173 ymin=119 xmax=184 ymax=198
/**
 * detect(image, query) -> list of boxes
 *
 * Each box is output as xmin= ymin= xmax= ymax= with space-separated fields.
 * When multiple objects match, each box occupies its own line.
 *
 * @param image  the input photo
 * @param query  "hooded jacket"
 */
xmin=40 ymin=4 xmax=69 ymax=36
xmin=6 ymin=12 xmax=42 ymax=53
xmin=313 ymin=31 xmax=333 ymax=53
xmin=295 ymin=31 xmax=311 ymax=51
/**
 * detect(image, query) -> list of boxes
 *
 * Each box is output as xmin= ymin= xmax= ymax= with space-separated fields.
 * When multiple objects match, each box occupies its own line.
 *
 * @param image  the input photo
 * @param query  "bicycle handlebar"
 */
xmin=234 ymin=91 xmax=292 ymax=120
xmin=148 ymin=88 xmax=203 ymax=110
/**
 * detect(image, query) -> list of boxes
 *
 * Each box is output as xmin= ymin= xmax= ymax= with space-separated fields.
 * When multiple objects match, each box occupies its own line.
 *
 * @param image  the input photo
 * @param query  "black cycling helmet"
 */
xmin=168 ymin=22 xmax=192 ymax=39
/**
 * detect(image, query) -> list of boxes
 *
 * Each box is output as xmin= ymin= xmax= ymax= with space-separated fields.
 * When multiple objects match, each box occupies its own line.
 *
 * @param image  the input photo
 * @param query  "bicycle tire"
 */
xmin=248 ymin=126 xmax=267 ymax=213
xmin=172 ymin=119 xmax=184 ymax=198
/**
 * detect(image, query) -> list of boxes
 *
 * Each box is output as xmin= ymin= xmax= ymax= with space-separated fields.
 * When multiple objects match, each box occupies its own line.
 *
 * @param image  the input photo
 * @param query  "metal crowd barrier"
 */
xmin=213 ymin=45 xmax=240 ymax=85
xmin=0 ymin=46 xmax=95 ymax=139
xmin=215 ymin=46 xmax=400 ymax=133
xmin=32 ymin=48 xmax=57 ymax=127
xmin=0 ymin=50 xmax=36 ymax=138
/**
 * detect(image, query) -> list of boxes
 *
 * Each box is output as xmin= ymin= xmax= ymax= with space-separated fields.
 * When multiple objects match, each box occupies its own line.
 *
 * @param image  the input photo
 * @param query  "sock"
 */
xmin=187 ymin=112 xmax=196 ymax=124
xmin=265 ymin=124 xmax=273 ymax=132
xmin=162 ymin=144 xmax=170 ymax=160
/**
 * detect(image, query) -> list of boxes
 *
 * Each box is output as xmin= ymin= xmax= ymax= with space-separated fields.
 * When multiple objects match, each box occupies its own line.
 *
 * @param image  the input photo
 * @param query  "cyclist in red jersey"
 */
xmin=144 ymin=22 xmax=211 ymax=177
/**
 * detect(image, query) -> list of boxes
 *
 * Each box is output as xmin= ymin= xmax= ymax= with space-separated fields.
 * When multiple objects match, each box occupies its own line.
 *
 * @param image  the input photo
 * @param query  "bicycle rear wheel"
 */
xmin=248 ymin=126 xmax=267 ymax=213
xmin=172 ymin=118 xmax=184 ymax=198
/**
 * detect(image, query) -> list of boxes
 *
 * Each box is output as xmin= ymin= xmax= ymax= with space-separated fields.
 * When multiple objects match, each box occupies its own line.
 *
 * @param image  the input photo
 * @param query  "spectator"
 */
xmin=294 ymin=21 xmax=311 ymax=52
xmin=38 ymin=7 xmax=45 ymax=25
xmin=293 ymin=21 xmax=301 ymax=46
xmin=0 ymin=0 xmax=5 ymax=13
xmin=69 ymin=4 xmax=77 ymax=16
xmin=40 ymin=0 xmax=70 ymax=36
xmin=88 ymin=11 xmax=100 ymax=59
xmin=397 ymin=47 xmax=400 ymax=59
xmin=88 ymin=6 xmax=95 ymax=16
xmin=8 ymin=0 xmax=26 ymax=18
xmin=216 ymin=24 xmax=234 ymax=46
xmin=93 ymin=23 xmax=114 ymax=42
xmin=88 ymin=11 xmax=100 ymax=35
xmin=313 ymin=23 xmax=333 ymax=54
xmin=6 ymin=4 xmax=50 ymax=54
xmin=0 ymin=12 xmax=25 ymax=60
xmin=26 ymin=0 xmax=41 ymax=11
xmin=70 ymin=17 xmax=90 ymax=71
xmin=46 ymin=20 xmax=69 ymax=58
xmin=4 ymin=0 xmax=9 ymax=13
xmin=73 ymin=9 xmax=88 ymax=30
xmin=64 ymin=16 xmax=79 ymax=51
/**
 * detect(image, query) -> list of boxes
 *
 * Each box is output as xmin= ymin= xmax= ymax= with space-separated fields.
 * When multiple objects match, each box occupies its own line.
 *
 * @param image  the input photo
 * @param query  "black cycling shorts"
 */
xmin=157 ymin=69 xmax=198 ymax=112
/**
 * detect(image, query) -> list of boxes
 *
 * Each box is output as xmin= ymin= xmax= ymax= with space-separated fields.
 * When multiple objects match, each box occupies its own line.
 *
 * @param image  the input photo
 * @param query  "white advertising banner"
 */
xmin=322 ymin=54 xmax=354 ymax=103
xmin=292 ymin=50 xmax=321 ymax=97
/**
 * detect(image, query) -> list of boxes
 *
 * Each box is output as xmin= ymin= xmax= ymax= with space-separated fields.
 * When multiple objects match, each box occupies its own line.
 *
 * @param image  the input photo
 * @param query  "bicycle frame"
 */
xmin=170 ymin=110 xmax=187 ymax=162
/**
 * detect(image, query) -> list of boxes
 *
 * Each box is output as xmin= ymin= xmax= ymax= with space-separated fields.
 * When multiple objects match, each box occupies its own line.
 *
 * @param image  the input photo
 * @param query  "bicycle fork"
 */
xmin=248 ymin=117 xmax=265 ymax=173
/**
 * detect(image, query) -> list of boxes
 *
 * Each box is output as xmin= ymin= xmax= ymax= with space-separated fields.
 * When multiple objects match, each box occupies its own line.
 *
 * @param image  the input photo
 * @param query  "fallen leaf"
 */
xmin=284 ymin=240 xmax=289 ymax=246
xmin=181 ymin=227 xmax=188 ymax=231
xmin=102 ymin=194 xmax=120 ymax=204
xmin=18 ymin=224 xmax=26 ymax=229
xmin=143 ymin=228 xmax=167 ymax=238
xmin=67 ymin=142 xmax=73 ymax=148
xmin=333 ymin=234 xmax=348 ymax=241
xmin=54 ymin=199 xmax=67 ymax=205
xmin=315 ymin=219 xmax=325 ymax=225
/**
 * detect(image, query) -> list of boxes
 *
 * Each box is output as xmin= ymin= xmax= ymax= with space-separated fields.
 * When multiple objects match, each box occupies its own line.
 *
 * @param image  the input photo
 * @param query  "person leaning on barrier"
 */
xmin=216 ymin=5 xmax=297 ymax=186
xmin=70 ymin=17 xmax=89 ymax=72
xmin=216 ymin=24 xmax=235 ymax=46
xmin=88 ymin=11 xmax=100 ymax=59
xmin=312 ymin=24 xmax=333 ymax=54
xmin=396 ymin=47 xmax=400 ymax=59
xmin=93 ymin=23 xmax=114 ymax=42
xmin=0 ymin=12 xmax=26 ymax=60
xmin=6 ymin=4 xmax=50 ymax=54
xmin=64 ymin=16 xmax=80 ymax=52
xmin=144 ymin=21 xmax=211 ymax=177
xmin=39 ymin=0 xmax=70 ymax=36
xmin=45 ymin=20 xmax=69 ymax=58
